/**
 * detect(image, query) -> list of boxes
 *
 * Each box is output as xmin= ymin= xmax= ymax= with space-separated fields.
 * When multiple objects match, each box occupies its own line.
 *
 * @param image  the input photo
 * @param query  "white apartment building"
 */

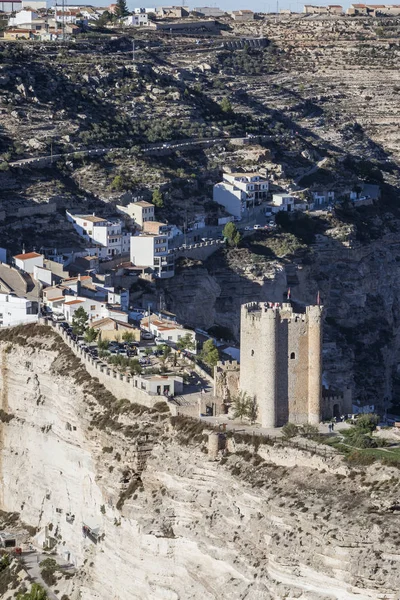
xmin=66 ymin=212 xmax=130 ymax=259
xmin=13 ymin=251 xmax=44 ymax=274
xmin=117 ymin=201 xmax=155 ymax=228
xmin=124 ymin=13 xmax=149 ymax=25
xmin=213 ymin=172 xmax=269 ymax=218
xmin=130 ymin=234 xmax=174 ymax=278
xmin=0 ymin=293 xmax=38 ymax=327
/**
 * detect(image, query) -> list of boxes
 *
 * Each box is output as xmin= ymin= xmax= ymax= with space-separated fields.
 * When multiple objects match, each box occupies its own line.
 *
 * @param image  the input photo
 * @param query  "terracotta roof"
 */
xmin=14 ymin=252 xmax=42 ymax=260
xmin=64 ymin=299 xmax=85 ymax=305
xmin=48 ymin=296 xmax=65 ymax=301
xmin=133 ymin=201 xmax=154 ymax=208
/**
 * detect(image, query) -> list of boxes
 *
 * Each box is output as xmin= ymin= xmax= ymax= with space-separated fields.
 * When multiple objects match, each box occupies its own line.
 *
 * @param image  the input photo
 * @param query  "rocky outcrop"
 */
xmin=0 ymin=326 xmax=400 ymax=599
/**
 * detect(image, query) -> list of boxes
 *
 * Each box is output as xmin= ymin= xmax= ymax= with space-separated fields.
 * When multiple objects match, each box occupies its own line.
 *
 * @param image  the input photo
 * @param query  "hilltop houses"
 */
xmin=213 ymin=172 xmax=269 ymax=218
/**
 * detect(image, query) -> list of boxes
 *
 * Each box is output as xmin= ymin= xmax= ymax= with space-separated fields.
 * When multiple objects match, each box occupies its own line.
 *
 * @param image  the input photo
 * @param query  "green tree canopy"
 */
xmin=177 ymin=333 xmax=196 ymax=352
xmin=114 ymin=0 xmax=129 ymax=17
xmin=223 ymin=221 xmax=241 ymax=247
xmin=84 ymin=327 xmax=98 ymax=343
xmin=122 ymin=331 xmax=135 ymax=343
xmin=220 ymin=97 xmax=232 ymax=113
xmin=152 ymin=188 xmax=163 ymax=208
xmin=201 ymin=338 xmax=219 ymax=368
xmin=72 ymin=307 xmax=89 ymax=335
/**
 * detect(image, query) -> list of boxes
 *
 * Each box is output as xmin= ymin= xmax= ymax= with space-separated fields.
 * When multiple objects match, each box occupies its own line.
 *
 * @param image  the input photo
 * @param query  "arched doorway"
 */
xmin=333 ymin=403 xmax=340 ymax=419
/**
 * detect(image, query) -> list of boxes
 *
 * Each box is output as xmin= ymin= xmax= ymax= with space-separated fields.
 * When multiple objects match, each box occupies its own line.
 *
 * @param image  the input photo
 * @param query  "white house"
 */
xmin=66 ymin=212 xmax=130 ymax=259
xmin=0 ymin=293 xmax=38 ymax=327
xmin=134 ymin=7 xmax=155 ymax=13
xmin=141 ymin=313 xmax=196 ymax=352
xmin=213 ymin=172 xmax=269 ymax=218
xmin=9 ymin=9 xmax=38 ymax=26
xmin=124 ymin=13 xmax=148 ymax=25
xmin=311 ymin=190 xmax=335 ymax=206
xmin=130 ymin=234 xmax=174 ymax=278
xmin=117 ymin=201 xmax=155 ymax=228
xmin=270 ymin=193 xmax=296 ymax=212
xmin=62 ymin=296 xmax=129 ymax=324
xmin=13 ymin=251 xmax=44 ymax=274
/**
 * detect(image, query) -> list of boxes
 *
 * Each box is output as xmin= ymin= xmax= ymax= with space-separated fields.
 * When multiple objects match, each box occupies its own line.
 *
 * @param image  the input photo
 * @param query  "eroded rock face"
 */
xmin=0 ymin=329 xmax=400 ymax=600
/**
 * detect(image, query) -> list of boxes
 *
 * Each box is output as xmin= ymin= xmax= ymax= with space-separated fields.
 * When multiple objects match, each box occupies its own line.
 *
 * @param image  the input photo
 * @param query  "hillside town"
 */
xmin=2 ymin=1 xmax=400 ymax=40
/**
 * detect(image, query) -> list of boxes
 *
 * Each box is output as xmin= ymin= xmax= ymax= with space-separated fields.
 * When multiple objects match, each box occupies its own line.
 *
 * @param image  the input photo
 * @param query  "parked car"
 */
xmin=253 ymin=224 xmax=262 ymax=230
xmin=141 ymin=331 xmax=153 ymax=340
xmin=268 ymin=221 xmax=276 ymax=228
xmin=244 ymin=226 xmax=252 ymax=231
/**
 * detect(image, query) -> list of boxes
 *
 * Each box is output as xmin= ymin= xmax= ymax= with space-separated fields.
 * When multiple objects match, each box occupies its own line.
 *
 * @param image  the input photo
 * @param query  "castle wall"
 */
xmin=307 ymin=306 xmax=323 ymax=425
xmin=240 ymin=302 xmax=323 ymax=428
xmin=240 ymin=305 xmax=278 ymax=428
xmin=286 ymin=317 xmax=310 ymax=425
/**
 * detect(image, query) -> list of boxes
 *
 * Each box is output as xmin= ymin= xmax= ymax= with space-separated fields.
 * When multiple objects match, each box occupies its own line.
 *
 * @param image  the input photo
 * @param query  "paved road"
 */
xmin=9 ymin=135 xmax=274 ymax=169
xmin=22 ymin=550 xmax=73 ymax=600
xmin=199 ymin=416 xmax=351 ymax=438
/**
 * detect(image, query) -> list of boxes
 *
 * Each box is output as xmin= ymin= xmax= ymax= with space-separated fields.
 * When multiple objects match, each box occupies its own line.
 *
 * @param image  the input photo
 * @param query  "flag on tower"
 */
xmin=287 ymin=288 xmax=291 ymax=300
xmin=317 ymin=290 xmax=321 ymax=306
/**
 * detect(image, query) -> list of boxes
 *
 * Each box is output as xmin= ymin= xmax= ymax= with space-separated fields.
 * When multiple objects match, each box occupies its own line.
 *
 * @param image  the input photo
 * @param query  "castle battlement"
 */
xmin=215 ymin=360 xmax=240 ymax=372
xmin=243 ymin=301 xmax=323 ymax=324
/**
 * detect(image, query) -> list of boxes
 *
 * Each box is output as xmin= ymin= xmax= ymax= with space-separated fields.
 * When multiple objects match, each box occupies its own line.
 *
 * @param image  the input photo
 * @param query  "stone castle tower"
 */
xmin=240 ymin=302 xmax=323 ymax=428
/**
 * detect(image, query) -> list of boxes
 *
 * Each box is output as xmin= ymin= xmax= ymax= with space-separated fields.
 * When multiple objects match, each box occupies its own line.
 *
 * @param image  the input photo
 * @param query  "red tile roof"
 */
xmin=14 ymin=252 xmax=42 ymax=260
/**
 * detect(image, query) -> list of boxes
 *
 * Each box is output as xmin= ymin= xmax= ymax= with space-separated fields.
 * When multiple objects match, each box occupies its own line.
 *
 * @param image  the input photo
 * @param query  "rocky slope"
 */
xmin=0 ymin=325 xmax=400 ymax=599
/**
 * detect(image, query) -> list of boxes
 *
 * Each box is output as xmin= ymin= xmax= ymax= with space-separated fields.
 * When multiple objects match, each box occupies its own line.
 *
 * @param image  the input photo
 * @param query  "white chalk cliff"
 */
xmin=0 ymin=326 xmax=399 ymax=600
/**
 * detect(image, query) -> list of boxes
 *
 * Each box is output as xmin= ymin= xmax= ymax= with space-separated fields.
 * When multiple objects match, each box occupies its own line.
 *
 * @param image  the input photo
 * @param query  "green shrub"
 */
xmin=345 ymin=450 xmax=375 ymax=466
xmin=282 ymin=423 xmax=299 ymax=439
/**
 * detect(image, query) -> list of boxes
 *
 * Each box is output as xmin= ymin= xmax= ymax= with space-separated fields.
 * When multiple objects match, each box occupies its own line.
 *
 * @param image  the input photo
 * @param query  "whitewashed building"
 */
xmin=140 ymin=313 xmax=196 ymax=352
xmin=62 ymin=296 xmax=129 ymax=324
xmin=117 ymin=201 xmax=155 ymax=228
xmin=0 ymin=293 xmax=38 ymax=327
xmin=124 ymin=13 xmax=149 ymax=25
xmin=66 ymin=212 xmax=130 ymax=259
xmin=213 ymin=172 xmax=269 ymax=218
xmin=270 ymin=193 xmax=296 ymax=212
xmin=13 ymin=251 xmax=44 ymax=274
xmin=130 ymin=234 xmax=174 ymax=278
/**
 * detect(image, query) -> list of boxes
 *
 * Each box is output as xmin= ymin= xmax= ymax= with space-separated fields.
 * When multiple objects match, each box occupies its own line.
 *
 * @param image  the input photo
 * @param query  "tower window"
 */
xmin=290 ymin=352 xmax=296 ymax=359
xmin=251 ymin=349 xmax=254 ymax=356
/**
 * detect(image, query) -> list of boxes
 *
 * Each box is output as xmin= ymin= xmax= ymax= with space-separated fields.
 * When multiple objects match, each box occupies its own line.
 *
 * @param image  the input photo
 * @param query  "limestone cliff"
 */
xmin=0 ymin=326 xmax=400 ymax=599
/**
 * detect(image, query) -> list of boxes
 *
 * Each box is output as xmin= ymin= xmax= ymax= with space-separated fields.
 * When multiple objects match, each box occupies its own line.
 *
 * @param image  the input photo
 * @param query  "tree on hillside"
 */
xmin=223 ymin=221 xmax=241 ymax=247
xmin=72 ymin=307 xmax=89 ymax=335
xmin=220 ymin=97 xmax=232 ymax=113
xmin=114 ymin=0 xmax=129 ymax=18
xmin=17 ymin=583 xmax=47 ymax=600
xmin=201 ymin=339 xmax=219 ymax=369
xmin=152 ymin=188 xmax=163 ymax=208
xmin=97 ymin=10 xmax=112 ymax=26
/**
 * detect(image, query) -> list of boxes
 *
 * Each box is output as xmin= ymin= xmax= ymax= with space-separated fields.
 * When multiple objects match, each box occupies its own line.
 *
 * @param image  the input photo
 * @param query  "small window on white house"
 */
xmin=251 ymin=349 xmax=254 ymax=356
